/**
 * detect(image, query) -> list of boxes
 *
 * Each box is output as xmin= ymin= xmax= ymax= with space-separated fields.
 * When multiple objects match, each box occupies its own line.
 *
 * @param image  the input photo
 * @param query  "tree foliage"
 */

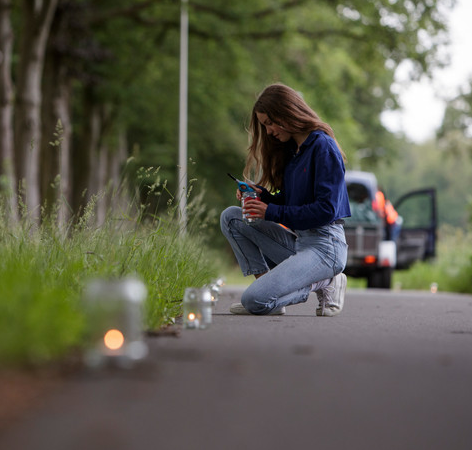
xmin=374 ymin=135 xmax=472 ymax=229
xmin=0 ymin=0 xmax=457 ymax=233
xmin=437 ymin=79 xmax=472 ymax=157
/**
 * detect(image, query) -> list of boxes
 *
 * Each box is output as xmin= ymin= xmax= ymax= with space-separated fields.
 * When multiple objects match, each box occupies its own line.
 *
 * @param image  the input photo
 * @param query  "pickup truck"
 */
xmin=343 ymin=170 xmax=437 ymax=289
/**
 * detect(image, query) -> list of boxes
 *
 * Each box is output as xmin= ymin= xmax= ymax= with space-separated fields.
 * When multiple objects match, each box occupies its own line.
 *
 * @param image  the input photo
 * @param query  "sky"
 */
xmin=380 ymin=0 xmax=472 ymax=143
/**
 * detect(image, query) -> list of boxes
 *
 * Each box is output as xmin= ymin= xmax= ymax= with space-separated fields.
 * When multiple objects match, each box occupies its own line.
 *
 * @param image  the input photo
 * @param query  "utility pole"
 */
xmin=178 ymin=0 xmax=189 ymax=233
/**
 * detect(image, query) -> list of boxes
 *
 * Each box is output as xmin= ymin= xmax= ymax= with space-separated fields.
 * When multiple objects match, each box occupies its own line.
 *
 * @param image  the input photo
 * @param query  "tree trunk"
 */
xmin=0 ymin=0 xmax=18 ymax=223
xmin=14 ymin=0 xmax=58 ymax=220
xmin=54 ymin=87 xmax=72 ymax=226
xmin=40 ymin=63 xmax=72 ymax=226
xmin=95 ymin=140 xmax=108 ymax=226
xmin=95 ymin=129 xmax=131 ymax=223
xmin=109 ymin=129 xmax=129 ymax=212
xmin=71 ymin=87 xmax=101 ymax=216
xmin=40 ymin=6 xmax=72 ymax=226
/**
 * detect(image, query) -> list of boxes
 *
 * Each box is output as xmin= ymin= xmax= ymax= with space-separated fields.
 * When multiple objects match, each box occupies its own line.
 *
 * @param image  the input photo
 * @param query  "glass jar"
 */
xmin=242 ymin=191 xmax=261 ymax=225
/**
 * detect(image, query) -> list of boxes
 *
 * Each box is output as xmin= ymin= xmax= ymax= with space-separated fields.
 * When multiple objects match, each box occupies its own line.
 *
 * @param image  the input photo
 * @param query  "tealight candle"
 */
xmin=207 ymin=277 xmax=225 ymax=305
xmin=183 ymin=287 xmax=212 ymax=329
xmin=83 ymin=277 xmax=148 ymax=367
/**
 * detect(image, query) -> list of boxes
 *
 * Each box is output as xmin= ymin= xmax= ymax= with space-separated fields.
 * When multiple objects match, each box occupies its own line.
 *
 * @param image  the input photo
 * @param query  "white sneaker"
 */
xmin=315 ymin=273 xmax=347 ymax=317
xmin=229 ymin=302 xmax=286 ymax=315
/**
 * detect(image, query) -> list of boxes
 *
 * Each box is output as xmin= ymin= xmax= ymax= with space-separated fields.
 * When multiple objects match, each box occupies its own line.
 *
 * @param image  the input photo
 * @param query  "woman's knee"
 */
xmin=220 ymin=206 xmax=241 ymax=232
xmin=220 ymin=205 xmax=241 ymax=225
xmin=241 ymin=289 xmax=269 ymax=315
xmin=241 ymin=290 xmax=257 ymax=313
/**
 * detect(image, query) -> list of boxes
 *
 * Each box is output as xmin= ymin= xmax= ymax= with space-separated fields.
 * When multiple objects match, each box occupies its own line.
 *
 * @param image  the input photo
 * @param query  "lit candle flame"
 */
xmin=188 ymin=313 xmax=196 ymax=321
xmin=104 ymin=329 xmax=125 ymax=350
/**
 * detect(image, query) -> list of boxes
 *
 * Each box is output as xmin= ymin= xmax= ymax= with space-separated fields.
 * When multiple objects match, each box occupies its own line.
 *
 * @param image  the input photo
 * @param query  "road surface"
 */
xmin=1 ymin=287 xmax=472 ymax=450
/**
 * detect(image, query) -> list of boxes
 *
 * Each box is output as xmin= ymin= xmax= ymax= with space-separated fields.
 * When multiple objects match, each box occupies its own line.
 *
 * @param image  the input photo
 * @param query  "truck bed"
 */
xmin=344 ymin=221 xmax=383 ymax=278
xmin=345 ymin=221 xmax=382 ymax=256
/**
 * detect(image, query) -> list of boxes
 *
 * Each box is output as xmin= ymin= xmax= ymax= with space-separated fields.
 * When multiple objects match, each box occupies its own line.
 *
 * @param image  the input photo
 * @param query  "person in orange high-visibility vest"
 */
xmin=372 ymin=190 xmax=386 ymax=218
xmin=384 ymin=199 xmax=398 ymax=226
xmin=372 ymin=189 xmax=402 ymax=241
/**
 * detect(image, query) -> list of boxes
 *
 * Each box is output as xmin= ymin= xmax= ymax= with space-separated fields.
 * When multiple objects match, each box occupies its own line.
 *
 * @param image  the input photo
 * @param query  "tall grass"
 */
xmin=0 ymin=184 xmax=219 ymax=367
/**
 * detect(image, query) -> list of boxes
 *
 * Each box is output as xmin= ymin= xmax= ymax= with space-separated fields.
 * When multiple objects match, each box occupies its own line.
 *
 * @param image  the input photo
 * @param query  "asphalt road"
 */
xmin=1 ymin=286 xmax=472 ymax=450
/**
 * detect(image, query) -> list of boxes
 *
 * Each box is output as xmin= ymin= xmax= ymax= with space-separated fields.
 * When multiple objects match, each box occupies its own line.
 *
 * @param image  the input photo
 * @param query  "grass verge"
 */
xmin=0 ymin=195 xmax=218 ymax=367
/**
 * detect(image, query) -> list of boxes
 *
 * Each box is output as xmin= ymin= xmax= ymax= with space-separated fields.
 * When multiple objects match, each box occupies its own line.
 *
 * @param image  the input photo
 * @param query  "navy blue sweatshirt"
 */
xmin=260 ymin=130 xmax=351 ymax=230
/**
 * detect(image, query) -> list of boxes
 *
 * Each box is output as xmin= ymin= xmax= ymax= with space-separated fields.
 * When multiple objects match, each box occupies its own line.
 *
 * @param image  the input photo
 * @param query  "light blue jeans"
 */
xmin=220 ymin=206 xmax=348 ymax=315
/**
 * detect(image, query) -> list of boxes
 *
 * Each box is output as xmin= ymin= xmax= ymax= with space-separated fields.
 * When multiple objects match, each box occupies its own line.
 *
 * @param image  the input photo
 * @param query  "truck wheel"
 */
xmin=367 ymin=268 xmax=392 ymax=289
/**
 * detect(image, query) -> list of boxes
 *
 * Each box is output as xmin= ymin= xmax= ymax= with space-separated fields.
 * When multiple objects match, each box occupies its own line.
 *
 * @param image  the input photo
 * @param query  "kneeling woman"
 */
xmin=221 ymin=83 xmax=350 ymax=316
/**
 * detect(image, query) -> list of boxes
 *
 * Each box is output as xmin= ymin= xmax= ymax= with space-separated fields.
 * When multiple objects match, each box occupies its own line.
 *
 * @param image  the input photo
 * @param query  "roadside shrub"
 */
xmin=394 ymin=225 xmax=472 ymax=293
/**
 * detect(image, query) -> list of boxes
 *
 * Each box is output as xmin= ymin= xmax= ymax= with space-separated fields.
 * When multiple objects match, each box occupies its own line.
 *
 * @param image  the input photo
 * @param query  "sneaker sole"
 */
xmin=316 ymin=307 xmax=341 ymax=317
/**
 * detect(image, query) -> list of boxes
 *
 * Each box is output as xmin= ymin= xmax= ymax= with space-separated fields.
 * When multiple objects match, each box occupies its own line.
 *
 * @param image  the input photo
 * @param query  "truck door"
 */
xmin=394 ymin=188 xmax=437 ymax=269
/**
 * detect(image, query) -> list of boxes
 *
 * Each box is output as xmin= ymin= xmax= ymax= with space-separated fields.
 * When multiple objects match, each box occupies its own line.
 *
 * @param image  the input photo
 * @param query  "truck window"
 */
xmin=346 ymin=182 xmax=379 ymax=224
xmin=347 ymin=183 xmax=370 ymax=204
xmin=397 ymin=195 xmax=433 ymax=229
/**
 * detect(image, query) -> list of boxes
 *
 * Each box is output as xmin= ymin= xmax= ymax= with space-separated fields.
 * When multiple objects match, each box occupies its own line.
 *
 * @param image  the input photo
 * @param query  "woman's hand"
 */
xmin=242 ymin=197 xmax=268 ymax=219
xmin=236 ymin=184 xmax=262 ymax=202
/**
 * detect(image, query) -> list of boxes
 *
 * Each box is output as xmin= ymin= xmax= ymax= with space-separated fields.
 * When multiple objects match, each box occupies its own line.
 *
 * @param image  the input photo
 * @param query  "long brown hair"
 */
xmin=243 ymin=83 xmax=346 ymax=191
